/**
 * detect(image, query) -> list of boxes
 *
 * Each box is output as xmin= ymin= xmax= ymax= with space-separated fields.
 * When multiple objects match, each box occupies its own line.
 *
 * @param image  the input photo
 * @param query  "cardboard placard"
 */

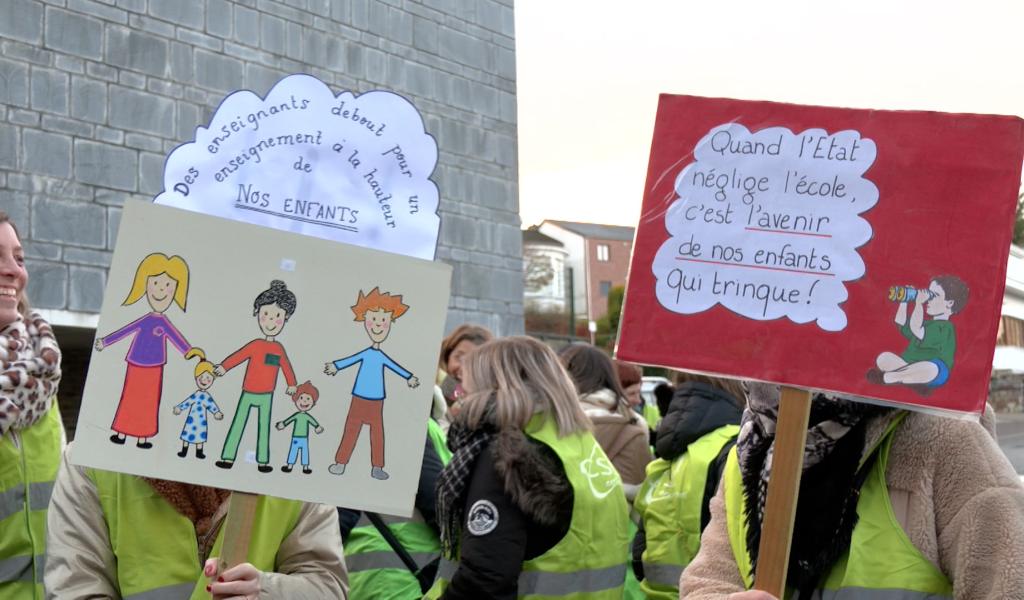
xmin=155 ymin=74 xmax=440 ymax=260
xmin=618 ymin=95 xmax=1024 ymax=416
xmin=73 ymin=201 xmax=451 ymax=516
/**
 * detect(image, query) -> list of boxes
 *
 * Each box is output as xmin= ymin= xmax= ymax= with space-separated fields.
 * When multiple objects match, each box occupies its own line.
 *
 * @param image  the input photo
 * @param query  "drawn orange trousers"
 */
xmin=335 ymin=397 xmax=385 ymax=467
xmin=111 ymin=364 xmax=163 ymax=438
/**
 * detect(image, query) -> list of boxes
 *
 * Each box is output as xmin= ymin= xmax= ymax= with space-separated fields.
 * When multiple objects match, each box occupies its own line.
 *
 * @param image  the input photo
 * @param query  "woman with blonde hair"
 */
xmin=94 ymin=252 xmax=195 ymax=448
xmin=427 ymin=336 xmax=630 ymax=599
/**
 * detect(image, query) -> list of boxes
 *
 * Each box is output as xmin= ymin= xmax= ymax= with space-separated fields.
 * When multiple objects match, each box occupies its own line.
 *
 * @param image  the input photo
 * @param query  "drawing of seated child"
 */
xmin=869 ymin=275 xmax=969 ymax=395
xmin=275 ymin=380 xmax=324 ymax=474
xmin=173 ymin=348 xmax=223 ymax=459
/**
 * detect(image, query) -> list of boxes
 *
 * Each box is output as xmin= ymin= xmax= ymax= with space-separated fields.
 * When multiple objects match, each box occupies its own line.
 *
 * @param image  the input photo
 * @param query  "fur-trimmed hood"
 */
xmin=490 ymin=428 xmax=571 ymax=526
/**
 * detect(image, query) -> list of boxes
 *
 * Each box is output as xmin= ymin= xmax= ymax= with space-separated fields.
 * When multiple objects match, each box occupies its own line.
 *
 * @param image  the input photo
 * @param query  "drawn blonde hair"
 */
xmin=185 ymin=347 xmax=215 ymax=378
xmin=459 ymin=336 xmax=591 ymax=437
xmin=122 ymin=253 xmax=190 ymax=310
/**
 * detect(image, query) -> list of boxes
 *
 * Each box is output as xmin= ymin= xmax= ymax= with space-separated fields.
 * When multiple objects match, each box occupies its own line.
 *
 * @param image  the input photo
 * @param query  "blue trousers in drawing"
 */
xmin=287 ymin=436 xmax=310 ymax=466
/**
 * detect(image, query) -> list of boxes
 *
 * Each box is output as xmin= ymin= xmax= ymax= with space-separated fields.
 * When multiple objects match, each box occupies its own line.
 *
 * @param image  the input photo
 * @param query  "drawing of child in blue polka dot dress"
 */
xmin=173 ymin=348 xmax=223 ymax=459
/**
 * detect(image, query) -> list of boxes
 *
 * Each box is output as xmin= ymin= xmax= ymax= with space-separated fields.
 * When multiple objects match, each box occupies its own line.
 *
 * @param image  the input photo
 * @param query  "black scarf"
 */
xmin=435 ymin=408 xmax=497 ymax=557
xmin=737 ymin=383 xmax=895 ymax=596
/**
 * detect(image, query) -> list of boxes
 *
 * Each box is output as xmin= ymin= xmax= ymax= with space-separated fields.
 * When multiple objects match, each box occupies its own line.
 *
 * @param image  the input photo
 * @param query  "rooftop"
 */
xmin=542 ymin=220 xmax=635 ymax=242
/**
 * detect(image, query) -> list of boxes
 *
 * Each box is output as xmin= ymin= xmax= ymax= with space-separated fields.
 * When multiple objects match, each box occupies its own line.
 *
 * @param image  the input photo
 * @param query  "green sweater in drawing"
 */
xmin=900 ymin=321 xmax=956 ymax=368
xmin=282 ymin=412 xmax=320 ymax=438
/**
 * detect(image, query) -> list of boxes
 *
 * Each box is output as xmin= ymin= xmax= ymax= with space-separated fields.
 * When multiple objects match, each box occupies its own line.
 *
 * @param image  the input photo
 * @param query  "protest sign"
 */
xmin=618 ymin=95 xmax=1024 ymax=417
xmin=73 ymin=201 xmax=452 ymax=516
xmin=155 ymin=73 xmax=440 ymax=260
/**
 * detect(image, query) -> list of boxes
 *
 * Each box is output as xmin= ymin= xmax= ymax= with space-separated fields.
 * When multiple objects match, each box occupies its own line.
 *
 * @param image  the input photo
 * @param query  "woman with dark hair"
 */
xmin=215 ymin=280 xmax=299 ymax=473
xmin=426 ymin=337 xmax=630 ymax=599
xmin=0 ymin=212 xmax=64 ymax=598
xmin=558 ymin=344 xmax=651 ymax=497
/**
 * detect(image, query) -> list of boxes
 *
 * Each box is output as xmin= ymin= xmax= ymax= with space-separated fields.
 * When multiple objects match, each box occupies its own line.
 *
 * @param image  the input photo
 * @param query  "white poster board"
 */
xmin=73 ymin=201 xmax=452 ymax=515
xmin=155 ymin=74 xmax=440 ymax=260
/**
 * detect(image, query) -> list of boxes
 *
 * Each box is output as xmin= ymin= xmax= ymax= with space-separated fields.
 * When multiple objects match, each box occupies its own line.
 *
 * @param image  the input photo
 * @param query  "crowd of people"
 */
xmin=2 ymin=206 xmax=1024 ymax=599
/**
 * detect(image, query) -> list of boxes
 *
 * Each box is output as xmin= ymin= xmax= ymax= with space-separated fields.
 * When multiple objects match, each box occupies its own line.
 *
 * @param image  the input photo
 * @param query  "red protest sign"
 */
xmin=617 ymin=95 xmax=1024 ymax=416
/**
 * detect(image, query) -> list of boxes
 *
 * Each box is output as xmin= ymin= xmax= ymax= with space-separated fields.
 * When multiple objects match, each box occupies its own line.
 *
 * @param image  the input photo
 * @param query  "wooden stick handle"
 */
xmin=219 ymin=491 xmax=260 ymax=572
xmin=753 ymin=386 xmax=812 ymax=597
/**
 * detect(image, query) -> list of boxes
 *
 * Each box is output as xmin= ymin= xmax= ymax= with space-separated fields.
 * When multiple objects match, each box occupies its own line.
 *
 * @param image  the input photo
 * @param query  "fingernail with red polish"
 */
xmin=205 ymin=584 xmax=211 ymax=592
xmin=217 ymin=576 xmax=224 ymax=582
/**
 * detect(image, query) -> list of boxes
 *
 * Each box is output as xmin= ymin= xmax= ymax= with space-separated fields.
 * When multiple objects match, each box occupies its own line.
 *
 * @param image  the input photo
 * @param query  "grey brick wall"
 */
xmin=0 ymin=0 xmax=522 ymax=336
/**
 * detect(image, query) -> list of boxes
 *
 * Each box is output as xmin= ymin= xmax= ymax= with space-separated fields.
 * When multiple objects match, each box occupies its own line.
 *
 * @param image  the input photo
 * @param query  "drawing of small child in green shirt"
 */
xmin=870 ymin=275 xmax=969 ymax=394
xmin=275 ymin=380 xmax=324 ymax=474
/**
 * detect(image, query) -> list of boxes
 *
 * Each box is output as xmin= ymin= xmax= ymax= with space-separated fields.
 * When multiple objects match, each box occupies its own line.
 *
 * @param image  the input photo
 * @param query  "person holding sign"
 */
xmin=44 ymin=447 xmax=348 ymax=598
xmin=215 ymin=280 xmax=299 ymax=473
xmin=679 ymin=383 xmax=1024 ymax=598
xmin=427 ymin=337 xmax=630 ymax=599
xmin=0 ymin=212 xmax=64 ymax=599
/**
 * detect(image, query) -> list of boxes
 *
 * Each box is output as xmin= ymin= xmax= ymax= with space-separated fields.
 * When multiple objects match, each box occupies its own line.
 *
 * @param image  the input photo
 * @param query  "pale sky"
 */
xmin=514 ymin=0 xmax=1024 ymax=229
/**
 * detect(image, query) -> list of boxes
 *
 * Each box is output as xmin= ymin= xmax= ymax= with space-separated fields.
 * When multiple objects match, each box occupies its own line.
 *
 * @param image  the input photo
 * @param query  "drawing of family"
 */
xmin=95 ymin=260 xmax=418 ymax=478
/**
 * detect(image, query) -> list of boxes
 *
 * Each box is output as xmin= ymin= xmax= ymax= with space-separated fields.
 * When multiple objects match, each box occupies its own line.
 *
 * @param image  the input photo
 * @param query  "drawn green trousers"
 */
xmin=221 ymin=391 xmax=273 ymax=464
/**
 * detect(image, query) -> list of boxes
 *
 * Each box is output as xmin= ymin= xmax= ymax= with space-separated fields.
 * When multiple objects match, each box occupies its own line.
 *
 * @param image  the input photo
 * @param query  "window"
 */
xmin=596 ymin=243 xmax=610 ymax=262
xmin=599 ymin=280 xmax=612 ymax=297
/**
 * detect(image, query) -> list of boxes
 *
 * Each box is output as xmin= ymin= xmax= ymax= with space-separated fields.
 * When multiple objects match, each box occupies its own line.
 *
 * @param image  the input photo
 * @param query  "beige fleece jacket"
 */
xmin=680 ymin=408 xmax=1024 ymax=599
xmin=580 ymin=389 xmax=652 ymax=487
xmin=44 ymin=447 xmax=348 ymax=599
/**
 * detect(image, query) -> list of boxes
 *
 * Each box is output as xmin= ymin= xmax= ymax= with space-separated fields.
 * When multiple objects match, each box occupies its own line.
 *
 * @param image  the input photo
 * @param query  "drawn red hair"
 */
xmin=292 ymin=380 xmax=319 ymax=403
xmin=351 ymin=287 xmax=409 ymax=321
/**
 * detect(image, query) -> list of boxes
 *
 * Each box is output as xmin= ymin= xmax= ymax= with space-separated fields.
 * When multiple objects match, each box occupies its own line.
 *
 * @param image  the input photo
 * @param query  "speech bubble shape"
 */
xmin=155 ymin=74 xmax=440 ymax=260
xmin=652 ymin=123 xmax=878 ymax=331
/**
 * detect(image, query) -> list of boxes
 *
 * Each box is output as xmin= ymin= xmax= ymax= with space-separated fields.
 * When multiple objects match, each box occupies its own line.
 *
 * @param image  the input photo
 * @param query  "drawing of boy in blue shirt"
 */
xmin=324 ymin=287 xmax=419 ymax=480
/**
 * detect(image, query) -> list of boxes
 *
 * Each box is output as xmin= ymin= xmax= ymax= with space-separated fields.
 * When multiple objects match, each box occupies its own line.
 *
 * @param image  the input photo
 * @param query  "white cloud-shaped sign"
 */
xmin=155 ymin=74 xmax=440 ymax=259
xmin=653 ymin=123 xmax=878 ymax=331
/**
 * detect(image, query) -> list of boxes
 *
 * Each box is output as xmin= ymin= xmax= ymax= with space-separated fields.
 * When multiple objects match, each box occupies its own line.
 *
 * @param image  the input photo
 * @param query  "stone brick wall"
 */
xmin=1 ymin=0 xmax=522 ymax=335
xmin=990 ymin=370 xmax=1024 ymax=413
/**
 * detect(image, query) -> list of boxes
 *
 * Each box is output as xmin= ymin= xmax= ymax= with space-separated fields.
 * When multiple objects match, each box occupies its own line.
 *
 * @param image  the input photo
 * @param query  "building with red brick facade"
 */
xmin=534 ymin=220 xmax=635 ymax=324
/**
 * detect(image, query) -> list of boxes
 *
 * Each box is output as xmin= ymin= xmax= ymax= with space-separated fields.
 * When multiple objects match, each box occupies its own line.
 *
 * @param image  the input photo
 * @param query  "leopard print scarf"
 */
xmin=0 ymin=311 xmax=62 ymax=436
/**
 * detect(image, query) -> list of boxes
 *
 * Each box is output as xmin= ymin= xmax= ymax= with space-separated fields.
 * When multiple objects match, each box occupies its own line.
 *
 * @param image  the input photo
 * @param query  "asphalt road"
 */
xmin=995 ymin=412 xmax=1024 ymax=474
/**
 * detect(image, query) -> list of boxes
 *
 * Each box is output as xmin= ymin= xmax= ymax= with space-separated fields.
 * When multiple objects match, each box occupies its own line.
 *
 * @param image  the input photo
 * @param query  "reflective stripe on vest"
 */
xmin=347 ymin=550 xmax=439 ymax=572
xmin=0 ymin=403 xmax=63 ymax=598
xmin=89 ymin=469 xmax=303 ymax=599
xmin=123 ymin=582 xmax=199 ymax=600
xmin=347 ymin=509 xmax=442 ymax=599
xmin=0 ymin=553 xmax=43 ymax=583
xmin=426 ymin=414 xmax=630 ymax=599
xmin=641 ymin=563 xmax=683 ymax=588
xmin=0 ymin=481 xmax=55 ymax=523
xmin=435 ymin=559 xmax=627 ymax=596
xmin=723 ymin=414 xmax=953 ymax=598
xmin=635 ymin=424 xmax=738 ymax=599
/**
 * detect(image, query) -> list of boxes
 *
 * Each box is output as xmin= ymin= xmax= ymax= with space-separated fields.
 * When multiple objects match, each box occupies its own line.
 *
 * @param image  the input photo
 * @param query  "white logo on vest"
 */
xmin=467 ymin=499 xmax=499 ymax=536
xmin=579 ymin=444 xmax=620 ymax=499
